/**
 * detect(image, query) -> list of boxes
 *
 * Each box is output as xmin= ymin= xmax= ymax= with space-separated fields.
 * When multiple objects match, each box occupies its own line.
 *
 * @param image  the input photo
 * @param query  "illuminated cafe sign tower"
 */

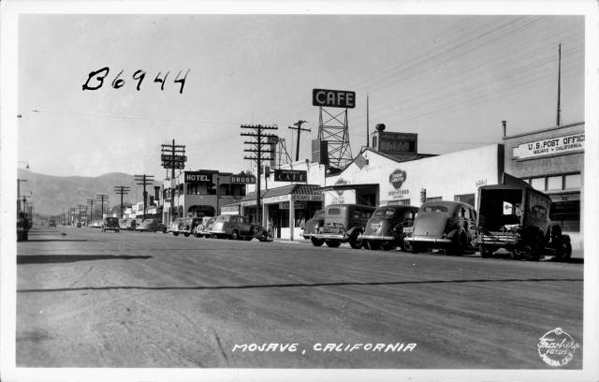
xmin=312 ymin=88 xmax=355 ymax=174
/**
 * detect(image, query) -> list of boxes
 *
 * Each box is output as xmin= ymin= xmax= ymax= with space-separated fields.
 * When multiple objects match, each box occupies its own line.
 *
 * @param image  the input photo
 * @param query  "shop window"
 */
xmin=454 ymin=193 xmax=475 ymax=206
xmin=546 ymin=176 xmax=562 ymax=191
xmin=530 ymin=177 xmax=545 ymax=191
xmin=564 ymin=173 xmax=581 ymax=190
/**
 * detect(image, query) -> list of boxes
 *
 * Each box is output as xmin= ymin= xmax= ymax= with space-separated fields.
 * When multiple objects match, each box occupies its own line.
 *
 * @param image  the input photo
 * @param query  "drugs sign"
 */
xmin=312 ymin=88 xmax=356 ymax=109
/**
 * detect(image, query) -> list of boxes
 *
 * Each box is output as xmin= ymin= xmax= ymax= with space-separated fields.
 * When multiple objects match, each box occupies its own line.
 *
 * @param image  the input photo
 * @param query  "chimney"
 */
xmin=502 ymin=120 xmax=507 ymax=137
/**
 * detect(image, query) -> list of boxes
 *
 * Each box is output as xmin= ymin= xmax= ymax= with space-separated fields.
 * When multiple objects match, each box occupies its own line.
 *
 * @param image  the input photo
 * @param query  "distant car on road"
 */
xmin=210 ymin=215 xmax=268 ymax=241
xmin=48 ymin=219 xmax=57 ymax=228
xmin=89 ymin=220 xmax=103 ymax=229
xmin=101 ymin=217 xmax=121 ymax=233
xmin=135 ymin=219 xmax=167 ymax=233
xmin=119 ymin=218 xmax=137 ymax=231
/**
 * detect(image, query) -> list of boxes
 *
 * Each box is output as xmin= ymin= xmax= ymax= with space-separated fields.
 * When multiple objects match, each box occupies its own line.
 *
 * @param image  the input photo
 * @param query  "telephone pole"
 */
xmin=556 ymin=43 xmax=562 ymax=127
xmin=161 ymin=139 xmax=186 ymax=179
xmin=87 ymin=198 xmax=94 ymax=223
xmin=135 ymin=174 xmax=155 ymax=220
xmin=96 ymin=194 xmax=108 ymax=219
xmin=114 ymin=185 xmax=131 ymax=218
xmin=241 ymin=124 xmax=278 ymax=225
xmin=288 ymin=120 xmax=310 ymax=162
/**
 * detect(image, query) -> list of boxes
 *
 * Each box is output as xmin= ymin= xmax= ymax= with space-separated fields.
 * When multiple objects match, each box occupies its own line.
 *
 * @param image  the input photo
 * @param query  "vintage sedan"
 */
xmin=302 ymin=210 xmax=324 ymax=243
xmin=210 ymin=215 xmax=268 ymax=241
xmin=361 ymin=205 xmax=419 ymax=251
xmin=101 ymin=217 xmax=121 ymax=233
xmin=169 ymin=217 xmax=203 ymax=237
xmin=135 ymin=218 xmax=167 ymax=233
xmin=403 ymin=201 xmax=477 ymax=255
xmin=312 ymin=204 xmax=376 ymax=248
xmin=194 ymin=216 xmax=216 ymax=238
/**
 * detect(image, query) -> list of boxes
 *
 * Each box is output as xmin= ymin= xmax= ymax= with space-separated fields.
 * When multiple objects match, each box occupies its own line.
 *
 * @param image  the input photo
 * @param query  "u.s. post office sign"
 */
xmin=312 ymin=88 xmax=356 ymax=109
xmin=513 ymin=134 xmax=584 ymax=160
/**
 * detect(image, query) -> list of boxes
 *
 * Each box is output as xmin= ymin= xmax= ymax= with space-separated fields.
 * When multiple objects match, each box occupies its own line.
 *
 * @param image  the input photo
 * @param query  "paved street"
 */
xmin=16 ymin=226 xmax=583 ymax=369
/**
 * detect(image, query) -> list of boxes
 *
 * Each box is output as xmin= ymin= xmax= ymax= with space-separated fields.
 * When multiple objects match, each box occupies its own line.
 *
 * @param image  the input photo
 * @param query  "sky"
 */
xmin=15 ymin=8 xmax=586 ymax=179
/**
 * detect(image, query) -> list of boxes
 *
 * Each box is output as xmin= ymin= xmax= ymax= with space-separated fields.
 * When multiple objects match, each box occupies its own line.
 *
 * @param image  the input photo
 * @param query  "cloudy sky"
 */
xmin=14 ymin=4 xmax=586 ymax=178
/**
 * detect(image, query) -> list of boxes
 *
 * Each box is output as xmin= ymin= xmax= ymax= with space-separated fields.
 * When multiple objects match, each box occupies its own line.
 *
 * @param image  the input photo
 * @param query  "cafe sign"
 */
xmin=513 ymin=134 xmax=584 ymax=160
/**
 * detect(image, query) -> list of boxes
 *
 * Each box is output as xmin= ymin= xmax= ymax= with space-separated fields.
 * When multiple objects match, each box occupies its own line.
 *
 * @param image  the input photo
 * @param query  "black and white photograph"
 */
xmin=1 ymin=1 xmax=598 ymax=381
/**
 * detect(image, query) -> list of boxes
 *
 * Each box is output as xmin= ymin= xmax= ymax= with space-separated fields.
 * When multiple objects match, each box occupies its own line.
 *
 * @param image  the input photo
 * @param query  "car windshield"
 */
xmin=215 ymin=215 xmax=232 ymax=222
xmin=374 ymin=208 xmax=397 ymax=218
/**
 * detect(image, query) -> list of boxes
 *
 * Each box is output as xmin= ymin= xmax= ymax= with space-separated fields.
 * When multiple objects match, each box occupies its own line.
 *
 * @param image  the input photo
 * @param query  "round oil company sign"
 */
xmin=538 ymin=328 xmax=580 ymax=367
xmin=389 ymin=169 xmax=406 ymax=189
xmin=334 ymin=178 xmax=348 ymax=196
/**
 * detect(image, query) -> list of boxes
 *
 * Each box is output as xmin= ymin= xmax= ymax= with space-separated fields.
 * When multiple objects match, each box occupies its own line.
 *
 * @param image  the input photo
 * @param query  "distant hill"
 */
xmin=17 ymin=169 xmax=160 ymax=216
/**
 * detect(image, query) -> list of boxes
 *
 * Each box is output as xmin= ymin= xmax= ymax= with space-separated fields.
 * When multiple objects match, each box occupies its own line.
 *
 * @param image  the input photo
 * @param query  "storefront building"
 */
xmin=323 ymin=144 xmax=504 ymax=210
xmin=502 ymin=122 xmax=584 ymax=251
xmin=161 ymin=170 xmax=252 ymax=223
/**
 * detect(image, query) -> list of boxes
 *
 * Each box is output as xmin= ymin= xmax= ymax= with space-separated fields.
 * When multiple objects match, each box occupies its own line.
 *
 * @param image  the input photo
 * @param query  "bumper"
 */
xmin=315 ymin=233 xmax=348 ymax=241
xmin=403 ymin=236 xmax=452 ymax=244
xmin=474 ymin=233 xmax=518 ymax=247
xmin=361 ymin=235 xmax=395 ymax=241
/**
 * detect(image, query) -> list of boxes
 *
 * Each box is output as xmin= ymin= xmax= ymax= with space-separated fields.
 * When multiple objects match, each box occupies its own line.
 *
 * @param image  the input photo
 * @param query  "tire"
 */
xmin=173 ymin=232 xmax=179 ymax=237
xmin=402 ymin=239 xmax=413 ymax=253
xmin=311 ymin=238 xmax=325 ymax=246
xmin=325 ymin=240 xmax=341 ymax=248
xmin=258 ymin=231 xmax=268 ymax=242
xmin=479 ymin=244 xmax=492 ymax=258
xmin=231 ymin=230 xmax=240 ymax=240
xmin=381 ymin=242 xmax=396 ymax=251
xmin=445 ymin=234 xmax=466 ymax=256
xmin=349 ymin=232 xmax=363 ymax=249
xmin=561 ymin=242 xmax=572 ymax=260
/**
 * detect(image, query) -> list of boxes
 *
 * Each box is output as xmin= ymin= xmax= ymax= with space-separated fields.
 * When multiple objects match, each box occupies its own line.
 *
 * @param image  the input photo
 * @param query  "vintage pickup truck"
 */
xmin=475 ymin=183 xmax=571 ymax=261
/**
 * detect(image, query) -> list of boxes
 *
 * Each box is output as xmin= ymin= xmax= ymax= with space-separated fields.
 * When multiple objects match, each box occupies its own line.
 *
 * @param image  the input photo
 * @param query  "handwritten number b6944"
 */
xmin=82 ymin=67 xmax=189 ymax=93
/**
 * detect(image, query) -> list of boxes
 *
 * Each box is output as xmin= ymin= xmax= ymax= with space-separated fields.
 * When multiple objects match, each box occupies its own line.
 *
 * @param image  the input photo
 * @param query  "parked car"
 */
xmin=474 ymin=183 xmax=571 ymax=261
xmin=135 ymin=218 xmax=167 ymax=233
xmin=403 ymin=201 xmax=477 ymax=255
xmin=89 ymin=220 xmax=103 ymax=229
xmin=361 ymin=205 xmax=419 ymax=251
xmin=210 ymin=215 xmax=268 ymax=241
xmin=194 ymin=216 xmax=216 ymax=238
xmin=169 ymin=217 xmax=203 ymax=237
xmin=48 ymin=219 xmax=57 ymax=228
xmin=102 ymin=217 xmax=121 ymax=232
xmin=302 ymin=210 xmax=324 ymax=244
xmin=312 ymin=204 xmax=376 ymax=248
xmin=119 ymin=218 xmax=137 ymax=231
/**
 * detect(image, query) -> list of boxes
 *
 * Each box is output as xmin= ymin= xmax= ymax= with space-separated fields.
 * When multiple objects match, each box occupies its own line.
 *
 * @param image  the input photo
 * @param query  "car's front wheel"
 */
xmin=230 ymin=230 xmax=240 ymax=240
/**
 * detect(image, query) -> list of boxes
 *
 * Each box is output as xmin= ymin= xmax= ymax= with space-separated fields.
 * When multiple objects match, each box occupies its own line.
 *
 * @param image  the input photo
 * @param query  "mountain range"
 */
xmin=16 ymin=169 xmax=159 ymax=216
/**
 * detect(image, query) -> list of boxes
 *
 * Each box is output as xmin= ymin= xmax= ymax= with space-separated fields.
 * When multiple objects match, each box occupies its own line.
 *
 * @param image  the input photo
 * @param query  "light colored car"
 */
xmin=194 ymin=217 xmax=216 ymax=238
xmin=169 ymin=217 xmax=203 ymax=237
xmin=403 ymin=201 xmax=477 ymax=255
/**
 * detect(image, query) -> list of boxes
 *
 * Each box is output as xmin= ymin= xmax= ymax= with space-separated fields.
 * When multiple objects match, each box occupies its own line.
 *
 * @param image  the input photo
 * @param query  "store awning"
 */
xmin=240 ymin=184 xmax=322 ymax=203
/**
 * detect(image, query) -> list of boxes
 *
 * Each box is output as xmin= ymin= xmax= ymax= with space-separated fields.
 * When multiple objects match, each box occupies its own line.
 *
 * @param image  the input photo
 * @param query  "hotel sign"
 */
xmin=513 ymin=134 xmax=585 ymax=160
